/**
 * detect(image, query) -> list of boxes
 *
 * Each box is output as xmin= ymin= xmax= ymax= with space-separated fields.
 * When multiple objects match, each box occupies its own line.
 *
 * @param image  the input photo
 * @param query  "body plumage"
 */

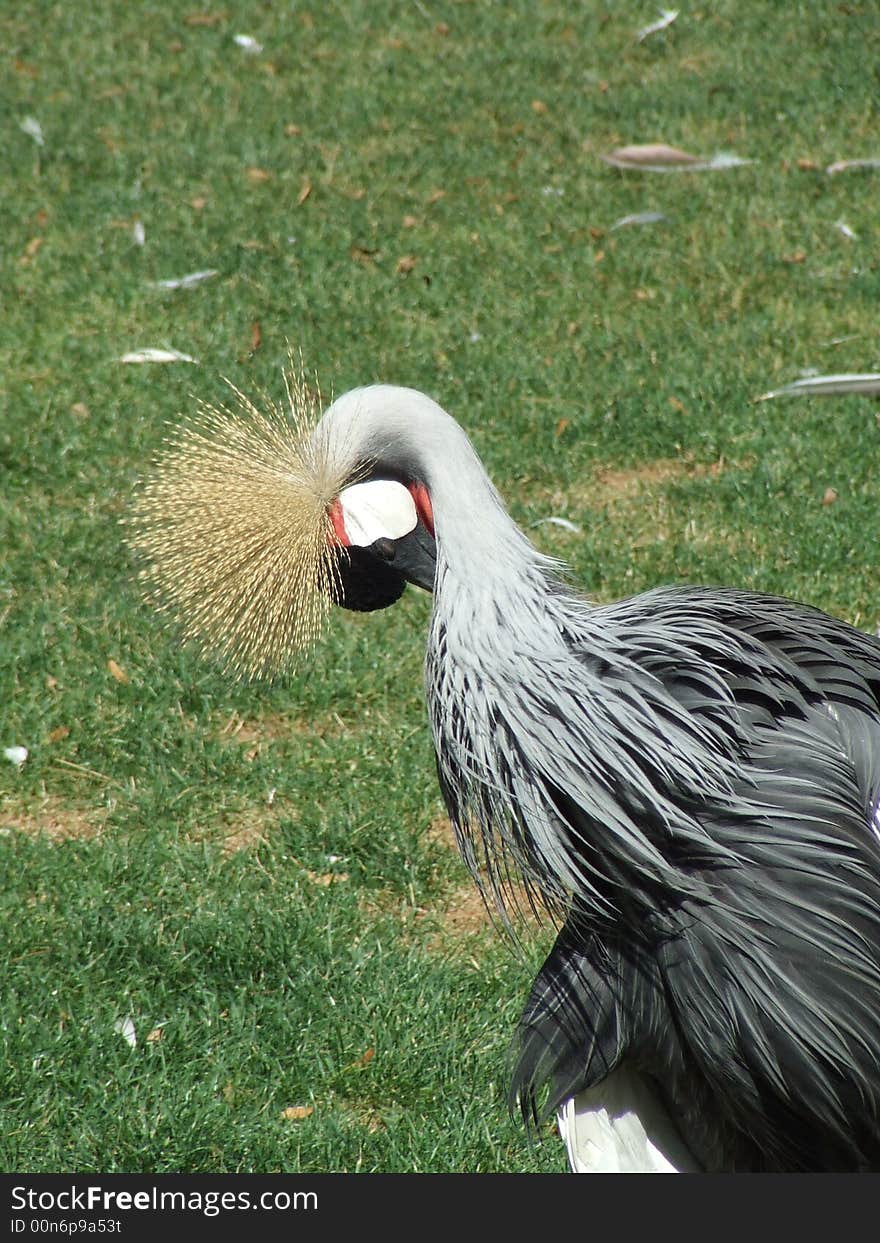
xmin=134 ymin=381 xmax=880 ymax=1171
xmin=434 ymin=577 xmax=880 ymax=1169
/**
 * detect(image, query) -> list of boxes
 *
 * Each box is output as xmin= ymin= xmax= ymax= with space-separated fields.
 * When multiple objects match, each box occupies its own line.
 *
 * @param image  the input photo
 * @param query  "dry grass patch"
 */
xmin=1 ymin=793 xmax=106 ymax=842
xmin=331 ymin=1100 xmax=387 ymax=1134
xmin=421 ymin=818 xmax=547 ymax=953
xmin=424 ymin=879 xmax=548 ymax=954
xmin=428 ymin=882 xmax=503 ymax=942
xmin=215 ymin=708 xmax=359 ymax=758
xmin=591 ymin=458 xmax=722 ymax=505
xmin=566 ymin=455 xmax=741 ymax=514
xmin=219 ymin=818 xmax=270 ymax=857
xmin=424 ymin=814 xmax=460 ymax=853
xmin=184 ymin=804 xmax=274 ymax=856
xmin=538 ymin=454 xmax=758 ymax=554
xmin=356 ymin=817 xmax=544 ymax=950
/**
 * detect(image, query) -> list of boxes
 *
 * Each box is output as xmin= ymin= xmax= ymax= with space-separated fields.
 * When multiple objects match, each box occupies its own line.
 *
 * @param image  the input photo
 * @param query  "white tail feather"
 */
xmin=558 ymin=1067 xmax=701 ymax=1173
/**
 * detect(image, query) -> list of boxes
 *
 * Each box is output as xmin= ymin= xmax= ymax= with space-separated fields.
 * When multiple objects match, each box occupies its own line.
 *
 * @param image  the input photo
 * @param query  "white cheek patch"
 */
xmin=338 ymin=479 xmax=418 ymax=547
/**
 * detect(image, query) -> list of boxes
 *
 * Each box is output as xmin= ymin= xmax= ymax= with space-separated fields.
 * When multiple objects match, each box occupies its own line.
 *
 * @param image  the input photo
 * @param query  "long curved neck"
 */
xmin=428 ymin=442 xmax=542 ymax=587
xmin=416 ymin=426 xmax=569 ymax=665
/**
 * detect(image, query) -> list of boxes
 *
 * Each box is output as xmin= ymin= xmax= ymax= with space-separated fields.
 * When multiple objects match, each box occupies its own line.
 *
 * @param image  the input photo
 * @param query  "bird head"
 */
xmin=318 ymin=385 xmax=442 ymax=612
xmin=128 ymin=370 xmax=445 ymax=678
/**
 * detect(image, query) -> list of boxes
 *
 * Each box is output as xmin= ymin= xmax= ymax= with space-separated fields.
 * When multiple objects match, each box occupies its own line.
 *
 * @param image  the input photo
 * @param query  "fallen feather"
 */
xmin=118 ymin=348 xmax=199 ymax=364
xmin=107 ymin=658 xmax=129 ymax=685
xmin=610 ymin=210 xmax=668 ymax=231
xmin=20 ymin=236 xmax=43 ymax=264
xmin=636 ymin=9 xmax=678 ymax=43
xmin=826 ymin=158 xmax=880 ymax=175
xmin=148 ymin=269 xmax=218 ymax=291
xmin=533 ymin=516 xmax=582 ymax=534
xmin=834 ymin=220 xmax=857 ymax=241
xmin=821 ymin=334 xmax=861 ymax=348
xmin=280 ymin=1105 xmax=313 ymax=1121
xmin=114 ymin=1016 xmax=137 ymax=1049
xmin=756 ymin=373 xmax=880 ymax=401
xmin=132 ymin=220 xmax=145 ymax=246
xmin=233 ymin=34 xmax=263 ymax=53
xmin=602 ymin=144 xmax=752 ymax=172
xmin=603 ymin=143 xmax=697 ymax=168
xmin=20 ymin=116 xmax=44 ymax=146
xmin=3 ymin=746 xmax=28 ymax=768
xmin=701 ymin=153 xmax=753 ymax=170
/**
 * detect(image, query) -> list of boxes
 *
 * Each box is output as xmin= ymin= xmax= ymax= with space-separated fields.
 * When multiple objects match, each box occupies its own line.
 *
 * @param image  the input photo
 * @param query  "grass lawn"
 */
xmin=2 ymin=0 xmax=879 ymax=1172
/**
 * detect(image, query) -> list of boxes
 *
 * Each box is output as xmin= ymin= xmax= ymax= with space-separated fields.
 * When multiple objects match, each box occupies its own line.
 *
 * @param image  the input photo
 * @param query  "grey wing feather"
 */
xmin=505 ymin=585 xmax=880 ymax=1170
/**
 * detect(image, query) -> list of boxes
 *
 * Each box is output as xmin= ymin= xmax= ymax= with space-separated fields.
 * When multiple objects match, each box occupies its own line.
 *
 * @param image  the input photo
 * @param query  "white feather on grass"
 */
xmin=826 ymin=158 xmax=880 ymax=175
xmin=610 ymin=211 xmax=668 ymax=231
xmin=532 ymin=516 xmax=582 ymax=534
xmin=756 ymin=373 xmax=880 ymax=401
xmin=20 ymin=116 xmax=44 ymax=146
xmin=118 ymin=348 xmax=199 ymax=364
xmin=635 ymin=9 xmax=679 ymax=43
xmin=602 ymin=144 xmax=752 ymax=173
xmin=114 ymin=1016 xmax=137 ymax=1049
xmin=148 ymin=270 xmax=218 ymax=291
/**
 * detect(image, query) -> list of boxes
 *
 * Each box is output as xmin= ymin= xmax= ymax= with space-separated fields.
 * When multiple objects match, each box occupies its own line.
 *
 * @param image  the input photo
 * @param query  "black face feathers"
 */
xmin=332 ymin=520 xmax=437 ymax=612
xmin=331 ymin=544 xmax=408 ymax=612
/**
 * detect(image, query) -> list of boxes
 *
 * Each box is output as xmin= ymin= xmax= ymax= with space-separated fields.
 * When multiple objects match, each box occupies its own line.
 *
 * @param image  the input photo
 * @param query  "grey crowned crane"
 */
xmin=132 ymin=377 xmax=880 ymax=1173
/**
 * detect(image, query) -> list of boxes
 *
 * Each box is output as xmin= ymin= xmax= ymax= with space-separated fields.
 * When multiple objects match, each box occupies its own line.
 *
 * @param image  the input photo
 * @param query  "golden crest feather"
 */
xmin=127 ymin=361 xmax=349 ymax=678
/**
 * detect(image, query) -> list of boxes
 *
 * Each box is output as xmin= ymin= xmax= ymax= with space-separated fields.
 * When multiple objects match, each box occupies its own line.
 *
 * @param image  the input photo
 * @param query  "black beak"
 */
xmin=332 ymin=519 xmax=437 ymax=613
xmin=371 ymin=519 xmax=436 ymax=593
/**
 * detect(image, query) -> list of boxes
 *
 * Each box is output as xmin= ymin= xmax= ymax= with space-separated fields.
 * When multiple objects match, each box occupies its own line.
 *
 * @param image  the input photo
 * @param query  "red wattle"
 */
xmin=409 ymin=482 xmax=434 ymax=536
xmin=328 ymin=499 xmax=350 ymax=546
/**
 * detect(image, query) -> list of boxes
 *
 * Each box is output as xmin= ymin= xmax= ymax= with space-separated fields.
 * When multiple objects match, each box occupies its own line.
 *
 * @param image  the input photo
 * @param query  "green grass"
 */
xmin=2 ymin=0 xmax=879 ymax=1172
